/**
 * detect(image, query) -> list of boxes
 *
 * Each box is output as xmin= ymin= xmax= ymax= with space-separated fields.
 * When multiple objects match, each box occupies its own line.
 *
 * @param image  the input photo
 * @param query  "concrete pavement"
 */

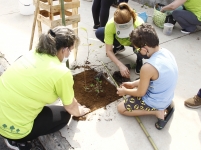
xmin=0 ymin=0 xmax=201 ymax=149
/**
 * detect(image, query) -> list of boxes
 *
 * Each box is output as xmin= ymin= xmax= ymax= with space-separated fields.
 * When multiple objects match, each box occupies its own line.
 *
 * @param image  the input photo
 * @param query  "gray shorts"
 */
xmin=124 ymin=96 xmax=156 ymax=112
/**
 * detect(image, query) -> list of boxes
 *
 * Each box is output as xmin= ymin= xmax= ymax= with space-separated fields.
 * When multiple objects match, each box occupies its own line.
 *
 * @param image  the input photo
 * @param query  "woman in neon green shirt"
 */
xmin=95 ymin=3 xmax=144 ymax=78
xmin=161 ymin=0 xmax=201 ymax=34
xmin=0 ymin=26 xmax=90 ymax=150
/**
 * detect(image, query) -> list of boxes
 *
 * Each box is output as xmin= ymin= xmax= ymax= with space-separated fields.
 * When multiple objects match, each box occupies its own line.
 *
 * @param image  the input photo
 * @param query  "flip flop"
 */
xmin=155 ymin=105 xmax=175 ymax=130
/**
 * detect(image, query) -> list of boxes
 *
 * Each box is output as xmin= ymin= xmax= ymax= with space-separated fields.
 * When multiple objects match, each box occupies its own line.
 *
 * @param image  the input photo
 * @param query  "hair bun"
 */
xmin=49 ymin=29 xmax=56 ymax=37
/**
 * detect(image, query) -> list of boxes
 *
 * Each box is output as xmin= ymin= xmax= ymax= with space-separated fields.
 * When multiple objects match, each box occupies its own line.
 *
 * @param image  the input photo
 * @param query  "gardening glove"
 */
xmin=78 ymin=105 xmax=90 ymax=116
xmin=119 ymin=64 xmax=130 ymax=78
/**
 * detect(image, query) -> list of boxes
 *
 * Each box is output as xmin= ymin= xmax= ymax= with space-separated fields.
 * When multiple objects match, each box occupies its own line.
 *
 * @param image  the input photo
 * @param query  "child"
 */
xmin=117 ymin=24 xmax=178 ymax=130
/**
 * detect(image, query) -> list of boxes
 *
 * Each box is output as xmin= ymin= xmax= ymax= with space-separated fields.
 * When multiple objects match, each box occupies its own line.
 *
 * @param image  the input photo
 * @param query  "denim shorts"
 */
xmin=124 ymin=96 xmax=156 ymax=112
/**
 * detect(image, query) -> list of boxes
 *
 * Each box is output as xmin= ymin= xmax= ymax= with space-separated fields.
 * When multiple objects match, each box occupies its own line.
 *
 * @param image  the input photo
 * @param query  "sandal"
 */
xmin=155 ymin=105 xmax=175 ymax=130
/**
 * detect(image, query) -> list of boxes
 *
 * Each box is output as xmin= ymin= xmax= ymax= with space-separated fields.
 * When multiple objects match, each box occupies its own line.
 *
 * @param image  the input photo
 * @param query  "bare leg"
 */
xmin=117 ymin=100 xmax=165 ymax=119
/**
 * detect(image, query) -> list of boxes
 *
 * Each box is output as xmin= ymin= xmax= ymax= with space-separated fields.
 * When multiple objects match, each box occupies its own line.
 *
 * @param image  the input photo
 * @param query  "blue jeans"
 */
xmin=95 ymin=27 xmax=143 ymax=61
xmin=172 ymin=10 xmax=201 ymax=32
xmin=95 ymin=27 xmax=120 ymax=48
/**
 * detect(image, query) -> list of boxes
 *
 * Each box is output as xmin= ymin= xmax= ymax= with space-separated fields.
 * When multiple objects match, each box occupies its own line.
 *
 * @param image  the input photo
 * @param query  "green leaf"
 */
xmin=80 ymin=27 xmax=87 ymax=32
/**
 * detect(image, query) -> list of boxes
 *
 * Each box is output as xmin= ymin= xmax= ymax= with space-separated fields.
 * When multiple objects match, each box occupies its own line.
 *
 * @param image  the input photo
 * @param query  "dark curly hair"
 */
xmin=130 ymin=24 xmax=159 ymax=48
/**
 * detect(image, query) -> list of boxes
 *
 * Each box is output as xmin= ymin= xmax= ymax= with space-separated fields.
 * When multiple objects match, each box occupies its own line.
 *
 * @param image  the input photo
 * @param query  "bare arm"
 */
xmin=121 ymin=79 xmax=140 ymax=89
xmin=106 ymin=44 xmax=130 ymax=78
xmin=161 ymin=0 xmax=186 ymax=12
xmin=117 ymin=64 xmax=158 ymax=97
xmin=64 ymin=98 xmax=90 ymax=117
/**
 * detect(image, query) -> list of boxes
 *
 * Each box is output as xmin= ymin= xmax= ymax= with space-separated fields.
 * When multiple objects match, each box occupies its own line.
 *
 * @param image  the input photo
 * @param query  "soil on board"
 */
xmin=73 ymin=69 xmax=121 ymax=120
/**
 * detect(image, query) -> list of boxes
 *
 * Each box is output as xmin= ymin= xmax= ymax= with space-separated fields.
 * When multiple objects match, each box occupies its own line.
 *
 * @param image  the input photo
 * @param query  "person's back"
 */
xmin=0 ymin=50 xmax=73 ymax=139
xmin=143 ymin=48 xmax=178 ymax=110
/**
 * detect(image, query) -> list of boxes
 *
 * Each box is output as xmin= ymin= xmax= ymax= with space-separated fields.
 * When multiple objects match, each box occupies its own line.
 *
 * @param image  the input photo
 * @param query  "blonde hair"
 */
xmin=114 ymin=3 xmax=136 ymax=24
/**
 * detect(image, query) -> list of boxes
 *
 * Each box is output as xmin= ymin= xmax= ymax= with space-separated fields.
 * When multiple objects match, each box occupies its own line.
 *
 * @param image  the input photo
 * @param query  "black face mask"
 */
xmin=138 ymin=51 xmax=149 ymax=59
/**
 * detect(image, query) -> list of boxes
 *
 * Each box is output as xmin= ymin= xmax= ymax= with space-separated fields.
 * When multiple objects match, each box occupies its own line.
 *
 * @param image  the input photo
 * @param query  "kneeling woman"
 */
xmin=0 ymin=26 xmax=90 ymax=150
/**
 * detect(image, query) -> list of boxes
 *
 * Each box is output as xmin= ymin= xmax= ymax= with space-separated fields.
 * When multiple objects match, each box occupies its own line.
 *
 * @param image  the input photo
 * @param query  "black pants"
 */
xmin=92 ymin=0 xmax=114 ymax=27
xmin=119 ymin=0 xmax=129 ymax=3
xmin=6 ymin=106 xmax=71 ymax=142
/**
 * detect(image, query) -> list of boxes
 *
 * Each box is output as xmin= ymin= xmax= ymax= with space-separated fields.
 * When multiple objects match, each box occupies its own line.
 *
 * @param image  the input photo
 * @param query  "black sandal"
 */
xmin=155 ymin=105 xmax=175 ymax=130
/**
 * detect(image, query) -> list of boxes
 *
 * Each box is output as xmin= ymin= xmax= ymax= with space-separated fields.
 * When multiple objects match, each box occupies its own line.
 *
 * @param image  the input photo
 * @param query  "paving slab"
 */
xmin=0 ymin=0 xmax=201 ymax=150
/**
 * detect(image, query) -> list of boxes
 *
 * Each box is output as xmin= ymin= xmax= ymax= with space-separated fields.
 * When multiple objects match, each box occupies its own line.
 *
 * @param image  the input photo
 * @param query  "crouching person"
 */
xmin=0 ymin=26 xmax=90 ymax=150
xmin=117 ymin=24 xmax=178 ymax=130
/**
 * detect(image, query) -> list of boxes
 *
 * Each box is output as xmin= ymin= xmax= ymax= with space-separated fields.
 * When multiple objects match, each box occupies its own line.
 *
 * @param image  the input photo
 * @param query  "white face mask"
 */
xmin=62 ymin=56 xmax=69 ymax=63
xmin=62 ymin=47 xmax=70 ymax=63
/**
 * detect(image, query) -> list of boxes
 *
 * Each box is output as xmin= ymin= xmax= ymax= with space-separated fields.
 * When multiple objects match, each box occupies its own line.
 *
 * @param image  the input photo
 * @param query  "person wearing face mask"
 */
xmin=116 ymin=24 xmax=178 ymax=130
xmin=0 ymin=26 xmax=90 ymax=150
xmin=95 ymin=3 xmax=144 ymax=78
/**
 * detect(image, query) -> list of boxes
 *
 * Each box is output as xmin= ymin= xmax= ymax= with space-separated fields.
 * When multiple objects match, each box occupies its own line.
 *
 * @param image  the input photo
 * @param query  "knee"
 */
xmin=95 ymin=27 xmax=104 ymax=40
xmin=117 ymin=102 xmax=125 ymax=114
xmin=172 ymin=10 xmax=181 ymax=20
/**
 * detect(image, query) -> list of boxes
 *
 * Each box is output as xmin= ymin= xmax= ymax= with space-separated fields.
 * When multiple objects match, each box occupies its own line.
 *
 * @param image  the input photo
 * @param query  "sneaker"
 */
xmin=184 ymin=95 xmax=201 ymax=108
xmin=93 ymin=24 xmax=100 ymax=30
xmin=135 ymin=59 xmax=143 ymax=75
xmin=181 ymin=29 xmax=190 ymax=34
xmin=113 ymin=45 xmax=125 ymax=55
xmin=4 ymin=139 xmax=32 ymax=150
xmin=4 ymin=139 xmax=18 ymax=150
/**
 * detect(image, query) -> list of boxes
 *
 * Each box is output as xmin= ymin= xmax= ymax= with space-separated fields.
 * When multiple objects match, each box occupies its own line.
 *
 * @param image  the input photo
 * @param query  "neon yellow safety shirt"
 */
xmin=0 ymin=50 xmax=74 ymax=139
xmin=184 ymin=0 xmax=201 ymax=21
xmin=104 ymin=15 xmax=144 ymax=46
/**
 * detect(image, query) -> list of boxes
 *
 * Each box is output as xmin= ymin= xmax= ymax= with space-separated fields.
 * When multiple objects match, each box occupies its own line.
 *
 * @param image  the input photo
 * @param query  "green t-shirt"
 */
xmin=184 ymin=0 xmax=201 ymax=21
xmin=0 ymin=50 xmax=74 ymax=139
xmin=104 ymin=16 xmax=144 ymax=46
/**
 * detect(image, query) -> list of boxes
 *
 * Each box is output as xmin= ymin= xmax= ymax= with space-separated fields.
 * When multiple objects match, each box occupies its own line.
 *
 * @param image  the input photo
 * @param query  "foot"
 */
xmin=181 ymin=29 xmax=190 ymax=34
xmin=113 ymin=45 xmax=125 ymax=55
xmin=135 ymin=59 xmax=143 ymax=75
xmin=4 ymin=139 xmax=32 ymax=150
xmin=155 ymin=110 xmax=165 ymax=120
xmin=184 ymin=95 xmax=201 ymax=108
xmin=155 ymin=106 xmax=175 ymax=130
xmin=93 ymin=24 xmax=100 ymax=30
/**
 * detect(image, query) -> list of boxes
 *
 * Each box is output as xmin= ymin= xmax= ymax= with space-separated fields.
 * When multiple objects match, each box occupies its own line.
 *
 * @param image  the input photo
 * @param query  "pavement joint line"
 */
xmin=160 ymin=29 xmax=201 ymax=45
xmin=0 ymin=11 xmax=20 ymax=16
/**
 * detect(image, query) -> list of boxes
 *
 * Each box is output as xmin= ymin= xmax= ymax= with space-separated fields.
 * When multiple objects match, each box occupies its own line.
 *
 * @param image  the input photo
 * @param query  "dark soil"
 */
xmin=73 ymin=69 xmax=121 ymax=119
xmin=112 ymin=71 xmax=130 ymax=86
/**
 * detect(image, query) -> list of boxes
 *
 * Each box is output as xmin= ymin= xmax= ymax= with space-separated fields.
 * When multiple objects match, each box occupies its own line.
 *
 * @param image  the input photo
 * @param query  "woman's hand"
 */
xmin=64 ymin=99 xmax=90 ymax=117
xmin=78 ymin=105 xmax=90 ymax=116
xmin=117 ymin=86 xmax=127 ymax=96
xmin=119 ymin=64 xmax=130 ymax=78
